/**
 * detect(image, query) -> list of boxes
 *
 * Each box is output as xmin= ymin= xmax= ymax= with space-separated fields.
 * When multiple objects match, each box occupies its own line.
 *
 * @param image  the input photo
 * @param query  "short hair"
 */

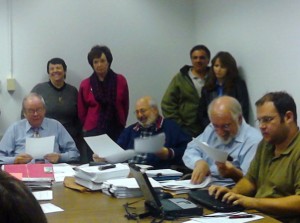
xmin=255 ymin=91 xmax=297 ymax=123
xmin=190 ymin=45 xmax=211 ymax=60
xmin=0 ymin=171 xmax=48 ymax=223
xmin=87 ymin=45 xmax=113 ymax=68
xmin=22 ymin=93 xmax=46 ymax=114
xmin=47 ymin=58 xmax=67 ymax=74
xmin=148 ymin=98 xmax=158 ymax=110
xmin=208 ymin=96 xmax=242 ymax=122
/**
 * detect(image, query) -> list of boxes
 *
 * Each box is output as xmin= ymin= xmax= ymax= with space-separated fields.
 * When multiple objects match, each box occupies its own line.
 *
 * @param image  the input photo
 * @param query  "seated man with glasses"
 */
xmin=93 ymin=96 xmax=191 ymax=169
xmin=183 ymin=96 xmax=261 ymax=185
xmin=0 ymin=93 xmax=80 ymax=164
xmin=209 ymin=91 xmax=300 ymax=222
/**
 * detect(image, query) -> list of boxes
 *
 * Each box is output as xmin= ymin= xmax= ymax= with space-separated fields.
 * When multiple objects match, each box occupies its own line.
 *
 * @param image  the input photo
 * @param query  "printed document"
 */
xmin=194 ymin=140 xmax=228 ymax=163
xmin=26 ymin=136 xmax=55 ymax=159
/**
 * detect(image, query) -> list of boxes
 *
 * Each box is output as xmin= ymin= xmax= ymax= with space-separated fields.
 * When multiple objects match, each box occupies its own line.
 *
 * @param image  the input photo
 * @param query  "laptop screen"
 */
xmin=129 ymin=164 xmax=162 ymax=208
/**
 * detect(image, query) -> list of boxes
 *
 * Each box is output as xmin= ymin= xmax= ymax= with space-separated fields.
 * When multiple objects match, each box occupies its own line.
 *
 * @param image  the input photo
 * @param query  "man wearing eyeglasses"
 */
xmin=93 ymin=96 xmax=191 ymax=168
xmin=0 ymin=93 xmax=80 ymax=164
xmin=209 ymin=91 xmax=300 ymax=222
xmin=183 ymin=96 xmax=261 ymax=185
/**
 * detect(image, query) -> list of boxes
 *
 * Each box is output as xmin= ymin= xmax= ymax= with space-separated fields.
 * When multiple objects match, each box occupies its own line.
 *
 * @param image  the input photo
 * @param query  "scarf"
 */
xmin=89 ymin=69 xmax=122 ymax=140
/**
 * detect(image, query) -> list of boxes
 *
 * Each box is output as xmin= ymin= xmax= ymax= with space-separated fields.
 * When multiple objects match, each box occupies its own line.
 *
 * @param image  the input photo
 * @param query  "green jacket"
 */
xmin=161 ymin=65 xmax=208 ymax=137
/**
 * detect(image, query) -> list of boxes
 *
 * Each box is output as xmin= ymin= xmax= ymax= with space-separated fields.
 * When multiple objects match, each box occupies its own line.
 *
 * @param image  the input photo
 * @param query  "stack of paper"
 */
xmin=2 ymin=164 xmax=54 ymax=191
xmin=145 ymin=169 xmax=183 ymax=181
xmin=74 ymin=163 xmax=130 ymax=190
xmin=160 ymin=176 xmax=212 ymax=194
xmin=101 ymin=177 xmax=161 ymax=198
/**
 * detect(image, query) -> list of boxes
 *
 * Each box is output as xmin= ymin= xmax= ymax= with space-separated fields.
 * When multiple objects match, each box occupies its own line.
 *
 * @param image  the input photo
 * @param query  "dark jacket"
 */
xmin=117 ymin=118 xmax=192 ymax=169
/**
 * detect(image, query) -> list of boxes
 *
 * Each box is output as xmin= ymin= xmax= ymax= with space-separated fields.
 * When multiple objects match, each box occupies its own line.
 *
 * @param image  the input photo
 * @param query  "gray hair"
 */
xmin=208 ymin=96 xmax=242 ymax=122
xmin=22 ymin=93 xmax=46 ymax=113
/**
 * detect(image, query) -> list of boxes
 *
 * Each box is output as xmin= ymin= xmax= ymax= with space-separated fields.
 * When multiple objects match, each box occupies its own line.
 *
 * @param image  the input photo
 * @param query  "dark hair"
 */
xmin=204 ymin=51 xmax=239 ymax=92
xmin=87 ymin=45 xmax=113 ymax=68
xmin=0 ymin=171 xmax=48 ymax=223
xmin=255 ymin=91 xmax=297 ymax=123
xmin=190 ymin=45 xmax=210 ymax=60
xmin=47 ymin=58 xmax=67 ymax=74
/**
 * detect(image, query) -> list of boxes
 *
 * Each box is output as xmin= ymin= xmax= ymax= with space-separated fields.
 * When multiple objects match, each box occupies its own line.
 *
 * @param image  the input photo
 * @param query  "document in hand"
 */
xmin=74 ymin=163 xmax=130 ymax=183
xmin=26 ymin=136 xmax=55 ymax=159
xmin=194 ymin=140 xmax=228 ymax=162
xmin=134 ymin=133 xmax=166 ymax=153
xmin=84 ymin=134 xmax=136 ymax=163
xmin=101 ymin=177 xmax=161 ymax=198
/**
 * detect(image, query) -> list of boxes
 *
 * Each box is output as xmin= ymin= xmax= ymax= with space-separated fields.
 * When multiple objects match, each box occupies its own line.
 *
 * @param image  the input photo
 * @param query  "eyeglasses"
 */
xmin=134 ymin=108 xmax=150 ymax=115
xmin=26 ymin=108 xmax=44 ymax=115
xmin=256 ymin=116 xmax=276 ymax=125
xmin=212 ymin=123 xmax=231 ymax=131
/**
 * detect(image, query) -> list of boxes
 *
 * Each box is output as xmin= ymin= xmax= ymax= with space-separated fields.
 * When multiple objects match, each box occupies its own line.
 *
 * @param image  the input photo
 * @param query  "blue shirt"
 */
xmin=0 ymin=118 xmax=80 ymax=164
xmin=183 ymin=119 xmax=262 ymax=185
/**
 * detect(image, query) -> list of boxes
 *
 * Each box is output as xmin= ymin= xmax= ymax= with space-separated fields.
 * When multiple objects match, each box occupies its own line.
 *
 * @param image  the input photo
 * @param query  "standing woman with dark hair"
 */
xmin=31 ymin=58 xmax=81 ymax=157
xmin=200 ymin=52 xmax=250 ymax=126
xmin=78 ymin=45 xmax=129 ymax=161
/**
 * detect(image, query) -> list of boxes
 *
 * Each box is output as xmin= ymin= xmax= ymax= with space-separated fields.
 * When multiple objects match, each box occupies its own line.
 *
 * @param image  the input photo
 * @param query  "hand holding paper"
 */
xmin=194 ymin=140 xmax=228 ymax=163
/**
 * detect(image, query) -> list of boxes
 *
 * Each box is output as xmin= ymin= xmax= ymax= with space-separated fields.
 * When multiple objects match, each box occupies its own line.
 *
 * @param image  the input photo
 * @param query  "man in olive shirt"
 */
xmin=209 ymin=91 xmax=300 ymax=223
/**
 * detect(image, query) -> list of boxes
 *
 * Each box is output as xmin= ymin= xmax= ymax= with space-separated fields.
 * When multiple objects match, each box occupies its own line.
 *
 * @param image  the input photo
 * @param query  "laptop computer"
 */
xmin=188 ymin=189 xmax=245 ymax=212
xmin=129 ymin=164 xmax=203 ymax=219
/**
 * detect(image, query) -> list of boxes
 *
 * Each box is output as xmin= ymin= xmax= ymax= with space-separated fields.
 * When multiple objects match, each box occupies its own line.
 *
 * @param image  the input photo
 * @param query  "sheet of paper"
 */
xmin=84 ymin=134 xmax=124 ymax=157
xmin=105 ymin=149 xmax=136 ymax=163
xmin=160 ymin=176 xmax=212 ymax=189
xmin=189 ymin=212 xmax=263 ymax=223
xmin=33 ymin=190 xmax=53 ymax=201
xmin=40 ymin=203 xmax=64 ymax=213
xmin=134 ymin=133 xmax=165 ymax=153
xmin=194 ymin=140 xmax=228 ymax=162
xmin=26 ymin=136 xmax=55 ymax=159
xmin=53 ymin=163 xmax=76 ymax=182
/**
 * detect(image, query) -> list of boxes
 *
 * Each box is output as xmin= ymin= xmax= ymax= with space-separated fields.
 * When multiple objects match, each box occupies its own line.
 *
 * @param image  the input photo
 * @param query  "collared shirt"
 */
xmin=183 ymin=119 xmax=262 ymax=185
xmin=0 ymin=118 xmax=80 ymax=164
xmin=245 ymin=132 xmax=300 ymax=223
xmin=188 ymin=69 xmax=206 ymax=97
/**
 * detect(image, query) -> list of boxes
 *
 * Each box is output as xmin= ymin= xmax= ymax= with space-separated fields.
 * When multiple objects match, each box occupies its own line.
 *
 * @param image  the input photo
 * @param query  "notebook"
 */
xmin=188 ymin=189 xmax=245 ymax=212
xmin=129 ymin=164 xmax=203 ymax=219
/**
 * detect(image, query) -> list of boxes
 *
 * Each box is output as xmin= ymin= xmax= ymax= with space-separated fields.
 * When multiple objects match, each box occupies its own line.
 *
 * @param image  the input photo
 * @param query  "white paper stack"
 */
xmin=74 ymin=163 xmax=130 ymax=190
xmin=101 ymin=177 xmax=161 ymax=198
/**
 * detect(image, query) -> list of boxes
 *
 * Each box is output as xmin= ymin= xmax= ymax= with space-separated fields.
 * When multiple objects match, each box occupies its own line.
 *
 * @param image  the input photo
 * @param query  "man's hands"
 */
xmin=44 ymin=153 xmax=61 ymax=163
xmin=155 ymin=147 xmax=170 ymax=160
xmin=208 ymin=185 xmax=254 ymax=208
xmin=93 ymin=154 xmax=107 ymax=162
xmin=14 ymin=153 xmax=33 ymax=164
xmin=191 ymin=160 xmax=210 ymax=184
xmin=216 ymin=161 xmax=243 ymax=182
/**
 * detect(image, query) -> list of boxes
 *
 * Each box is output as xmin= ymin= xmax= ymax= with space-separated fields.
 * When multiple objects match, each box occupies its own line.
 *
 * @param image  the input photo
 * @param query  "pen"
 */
xmin=98 ymin=164 xmax=116 ymax=171
xmin=229 ymin=214 xmax=253 ymax=219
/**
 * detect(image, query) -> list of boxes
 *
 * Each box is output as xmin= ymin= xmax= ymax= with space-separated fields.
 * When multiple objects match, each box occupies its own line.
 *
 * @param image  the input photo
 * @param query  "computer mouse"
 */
xmin=158 ymin=192 xmax=173 ymax=199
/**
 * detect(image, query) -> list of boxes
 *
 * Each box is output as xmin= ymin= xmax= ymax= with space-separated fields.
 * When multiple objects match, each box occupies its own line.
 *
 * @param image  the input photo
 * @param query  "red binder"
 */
xmin=2 ymin=163 xmax=55 ymax=181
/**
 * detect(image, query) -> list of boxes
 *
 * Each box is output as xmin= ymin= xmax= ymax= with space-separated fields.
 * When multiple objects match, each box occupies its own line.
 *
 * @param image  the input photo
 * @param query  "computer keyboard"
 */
xmin=188 ymin=189 xmax=245 ymax=212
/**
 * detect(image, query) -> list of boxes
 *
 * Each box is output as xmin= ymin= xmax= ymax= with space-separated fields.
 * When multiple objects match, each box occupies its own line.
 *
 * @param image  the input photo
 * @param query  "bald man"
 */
xmin=183 ymin=96 xmax=261 ymax=185
xmin=94 ymin=96 xmax=191 ymax=168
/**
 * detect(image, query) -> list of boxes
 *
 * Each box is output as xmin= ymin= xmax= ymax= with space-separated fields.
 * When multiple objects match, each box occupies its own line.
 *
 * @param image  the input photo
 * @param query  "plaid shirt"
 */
xmin=128 ymin=116 xmax=163 ymax=164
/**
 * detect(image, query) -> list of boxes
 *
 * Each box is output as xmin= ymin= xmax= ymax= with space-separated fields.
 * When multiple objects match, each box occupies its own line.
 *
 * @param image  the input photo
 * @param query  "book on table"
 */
xmin=2 ymin=163 xmax=55 ymax=190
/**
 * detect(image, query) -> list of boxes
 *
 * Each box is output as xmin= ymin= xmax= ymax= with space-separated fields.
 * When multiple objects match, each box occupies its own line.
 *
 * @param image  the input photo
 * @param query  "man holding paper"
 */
xmin=94 ymin=96 xmax=191 ymax=168
xmin=0 ymin=93 xmax=80 ymax=164
xmin=183 ymin=96 xmax=261 ymax=185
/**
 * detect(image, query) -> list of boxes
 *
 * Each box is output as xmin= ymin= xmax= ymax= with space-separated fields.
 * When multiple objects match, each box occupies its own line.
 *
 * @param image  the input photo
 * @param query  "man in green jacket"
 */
xmin=161 ymin=45 xmax=210 ymax=137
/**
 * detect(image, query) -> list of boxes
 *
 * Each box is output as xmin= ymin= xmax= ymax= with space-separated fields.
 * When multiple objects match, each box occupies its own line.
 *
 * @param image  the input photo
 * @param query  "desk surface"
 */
xmin=44 ymin=183 xmax=281 ymax=223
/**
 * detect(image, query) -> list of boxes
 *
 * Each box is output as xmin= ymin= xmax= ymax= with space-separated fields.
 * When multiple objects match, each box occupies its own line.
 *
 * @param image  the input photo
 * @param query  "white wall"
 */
xmin=0 ymin=0 xmax=196 ymax=135
xmin=195 ymin=0 xmax=300 ymax=123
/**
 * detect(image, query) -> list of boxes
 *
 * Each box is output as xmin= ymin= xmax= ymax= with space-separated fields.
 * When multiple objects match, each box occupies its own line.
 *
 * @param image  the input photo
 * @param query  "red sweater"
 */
xmin=78 ymin=74 xmax=129 ymax=131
